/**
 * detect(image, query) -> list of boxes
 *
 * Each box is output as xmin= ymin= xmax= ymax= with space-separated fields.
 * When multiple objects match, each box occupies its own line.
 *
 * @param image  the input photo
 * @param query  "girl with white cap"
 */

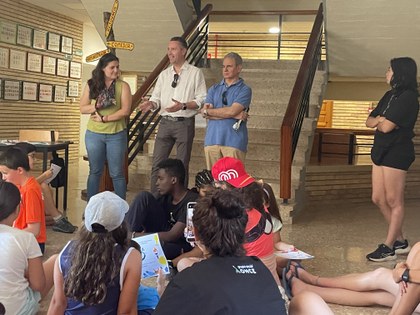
xmin=48 ymin=191 xmax=141 ymax=314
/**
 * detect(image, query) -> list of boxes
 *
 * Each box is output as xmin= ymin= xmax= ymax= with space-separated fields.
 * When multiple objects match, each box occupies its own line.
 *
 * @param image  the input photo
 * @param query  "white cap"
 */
xmin=84 ymin=191 xmax=129 ymax=233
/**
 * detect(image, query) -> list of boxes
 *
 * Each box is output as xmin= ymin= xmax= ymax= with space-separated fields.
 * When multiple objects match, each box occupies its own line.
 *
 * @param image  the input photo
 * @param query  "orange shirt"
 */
xmin=13 ymin=177 xmax=46 ymax=244
xmin=243 ymin=208 xmax=274 ymax=258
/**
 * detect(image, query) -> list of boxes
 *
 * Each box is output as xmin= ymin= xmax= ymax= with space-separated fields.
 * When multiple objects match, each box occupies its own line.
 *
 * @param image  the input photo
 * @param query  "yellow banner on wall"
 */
xmin=85 ymin=49 xmax=111 ymax=62
xmin=106 ymin=41 xmax=135 ymax=51
xmin=105 ymin=0 xmax=119 ymax=38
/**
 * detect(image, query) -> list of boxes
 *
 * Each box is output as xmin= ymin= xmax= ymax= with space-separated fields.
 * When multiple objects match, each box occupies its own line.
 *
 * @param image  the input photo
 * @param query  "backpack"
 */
xmin=50 ymin=151 xmax=65 ymax=188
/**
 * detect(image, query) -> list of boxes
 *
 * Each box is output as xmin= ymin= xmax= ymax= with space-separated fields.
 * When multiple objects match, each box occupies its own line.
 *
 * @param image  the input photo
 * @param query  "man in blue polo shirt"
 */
xmin=200 ymin=52 xmax=252 ymax=169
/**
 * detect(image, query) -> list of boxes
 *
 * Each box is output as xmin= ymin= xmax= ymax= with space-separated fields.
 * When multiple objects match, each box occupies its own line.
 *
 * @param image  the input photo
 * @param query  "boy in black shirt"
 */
xmin=126 ymin=158 xmax=197 ymax=259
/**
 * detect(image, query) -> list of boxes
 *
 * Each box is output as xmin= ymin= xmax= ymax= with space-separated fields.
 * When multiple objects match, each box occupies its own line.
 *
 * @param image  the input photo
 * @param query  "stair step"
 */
xmin=246 ymin=115 xmax=283 ymax=129
xmin=194 ymin=127 xmax=281 ymax=145
xmin=191 ymin=141 xmax=280 ymax=161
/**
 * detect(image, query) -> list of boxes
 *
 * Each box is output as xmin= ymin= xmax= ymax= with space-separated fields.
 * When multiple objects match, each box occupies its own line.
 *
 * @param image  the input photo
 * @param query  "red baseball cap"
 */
xmin=211 ymin=157 xmax=255 ymax=188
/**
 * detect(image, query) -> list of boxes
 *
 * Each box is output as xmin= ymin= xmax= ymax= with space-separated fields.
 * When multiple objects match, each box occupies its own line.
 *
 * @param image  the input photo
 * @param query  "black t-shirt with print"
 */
xmin=157 ymin=190 xmax=198 ymax=227
xmin=154 ymin=255 xmax=287 ymax=315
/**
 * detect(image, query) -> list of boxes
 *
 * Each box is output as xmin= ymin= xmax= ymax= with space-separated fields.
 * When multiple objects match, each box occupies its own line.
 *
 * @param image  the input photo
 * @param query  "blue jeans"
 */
xmin=85 ymin=129 xmax=127 ymax=200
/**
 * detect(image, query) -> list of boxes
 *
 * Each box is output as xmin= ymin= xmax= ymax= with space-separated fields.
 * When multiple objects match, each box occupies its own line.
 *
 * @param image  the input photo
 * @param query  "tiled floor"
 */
xmin=39 ymin=158 xmax=420 ymax=314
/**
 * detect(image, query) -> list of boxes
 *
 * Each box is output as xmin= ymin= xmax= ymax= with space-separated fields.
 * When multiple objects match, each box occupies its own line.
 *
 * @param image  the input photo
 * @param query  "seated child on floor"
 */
xmin=191 ymin=169 xmax=214 ymax=197
xmin=126 ymin=159 xmax=198 ymax=260
xmin=176 ymin=157 xmax=280 ymax=285
xmin=171 ymin=170 xmax=214 ymax=269
xmin=48 ymin=191 xmax=141 ymax=314
xmin=0 ymin=181 xmax=56 ymax=314
xmin=261 ymin=181 xmax=295 ymax=269
xmin=154 ymin=189 xmax=288 ymax=315
xmin=0 ymin=147 xmax=47 ymax=253
xmin=14 ymin=142 xmax=76 ymax=233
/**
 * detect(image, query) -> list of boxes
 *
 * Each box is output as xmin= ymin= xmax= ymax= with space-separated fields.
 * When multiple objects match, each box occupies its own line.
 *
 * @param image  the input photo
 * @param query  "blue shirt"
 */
xmin=204 ymin=78 xmax=252 ymax=152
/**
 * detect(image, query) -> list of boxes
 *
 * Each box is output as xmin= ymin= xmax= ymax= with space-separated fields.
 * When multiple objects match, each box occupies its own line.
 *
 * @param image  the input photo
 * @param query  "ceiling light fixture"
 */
xmin=269 ymin=27 xmax=280 ymax=34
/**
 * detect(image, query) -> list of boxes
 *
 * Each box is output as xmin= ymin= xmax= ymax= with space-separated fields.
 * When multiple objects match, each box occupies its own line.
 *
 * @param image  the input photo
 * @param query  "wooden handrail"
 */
xmin=280 ymin=3 xmax=324 ymax=201
xmin=130 ymin=4 xmax=213 ymax=110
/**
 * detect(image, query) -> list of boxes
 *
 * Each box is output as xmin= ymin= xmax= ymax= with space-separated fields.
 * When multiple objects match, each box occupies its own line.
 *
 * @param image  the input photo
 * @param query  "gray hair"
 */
xmin=224 ymin=52 xmax=243 ymax=66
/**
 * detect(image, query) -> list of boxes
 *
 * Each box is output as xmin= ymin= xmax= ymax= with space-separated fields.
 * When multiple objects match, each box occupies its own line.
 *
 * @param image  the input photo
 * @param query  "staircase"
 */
xmin=128 ymin=59 xmax=327 ymax=223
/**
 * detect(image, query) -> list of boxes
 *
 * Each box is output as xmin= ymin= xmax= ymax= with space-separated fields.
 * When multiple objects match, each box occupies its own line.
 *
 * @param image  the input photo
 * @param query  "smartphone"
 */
xmin=185 ymin=202 xmax=196 ymax=243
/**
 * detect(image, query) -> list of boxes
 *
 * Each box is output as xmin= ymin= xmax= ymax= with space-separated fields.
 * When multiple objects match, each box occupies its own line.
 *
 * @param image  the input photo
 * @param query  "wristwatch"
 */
xmin=182 ymin=103 xmax=187 ymax=110
xmin=402 ymin=268 xmax=410 ymax=283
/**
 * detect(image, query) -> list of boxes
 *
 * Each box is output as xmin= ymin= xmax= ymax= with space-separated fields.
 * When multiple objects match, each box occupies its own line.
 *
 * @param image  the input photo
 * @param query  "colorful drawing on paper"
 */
xmin=133 ymin=233 xmax=170 ymax=279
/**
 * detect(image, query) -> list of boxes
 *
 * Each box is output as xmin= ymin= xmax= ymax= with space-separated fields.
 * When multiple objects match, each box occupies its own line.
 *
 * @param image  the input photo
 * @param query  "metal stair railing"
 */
xmin=280 ymin=3 xmax=324 ymax=202
xmin=128 ymin=4 xmax=213 ymax=165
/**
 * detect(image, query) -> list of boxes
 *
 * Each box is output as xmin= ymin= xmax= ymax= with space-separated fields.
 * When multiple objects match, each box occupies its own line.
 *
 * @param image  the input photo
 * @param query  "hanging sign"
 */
xmin=106 ymin=41 xmax=134 ymax=51
xmin=85 ymin=49 xmax=111 ymax=62
xmin=105 ymin=0 xmax=119 ymax=38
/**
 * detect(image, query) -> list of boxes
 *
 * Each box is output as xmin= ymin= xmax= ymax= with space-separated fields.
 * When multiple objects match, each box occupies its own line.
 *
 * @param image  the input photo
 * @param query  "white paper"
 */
xmin=44 ymin=163 xmax=62 ymax=184
xmin=274 ymin=247 xmax=314 ymax=260
xmin=133 ymin=233 xmax=170 ymax=279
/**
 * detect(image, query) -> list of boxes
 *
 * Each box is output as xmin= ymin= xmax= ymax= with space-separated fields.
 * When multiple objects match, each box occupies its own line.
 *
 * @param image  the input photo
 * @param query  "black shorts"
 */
xmin=371 ymin=143 xmax=415 ymax=171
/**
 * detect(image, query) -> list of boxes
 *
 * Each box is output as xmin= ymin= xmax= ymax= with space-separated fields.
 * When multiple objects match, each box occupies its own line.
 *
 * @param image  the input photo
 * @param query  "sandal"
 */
xmin=281 ymin=266 xmax=294 ymax=299
xmin=290 ymin=260 xmax=305 ymax=279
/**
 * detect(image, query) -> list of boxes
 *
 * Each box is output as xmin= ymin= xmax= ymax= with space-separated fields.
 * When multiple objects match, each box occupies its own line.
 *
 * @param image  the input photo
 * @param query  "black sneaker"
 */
xmin=366 ymin=244 xmax=396 ymax=262
xmin=52 ymin=217 xmax=76 ymax=233
xmin=393 ymin=239 xmax=411 ymax=255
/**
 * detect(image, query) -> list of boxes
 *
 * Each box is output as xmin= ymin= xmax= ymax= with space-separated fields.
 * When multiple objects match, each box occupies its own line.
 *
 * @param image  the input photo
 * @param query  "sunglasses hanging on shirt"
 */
xmin=222 ymin=90 xmax=228 ymax=105
xmin=171 ymin=73 xmax=179 ymax=88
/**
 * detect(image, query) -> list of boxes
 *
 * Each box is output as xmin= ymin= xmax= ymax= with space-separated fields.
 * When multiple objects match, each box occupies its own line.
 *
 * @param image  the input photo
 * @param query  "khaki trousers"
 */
xmin=204 ymin=145 xmax=246 ymax=169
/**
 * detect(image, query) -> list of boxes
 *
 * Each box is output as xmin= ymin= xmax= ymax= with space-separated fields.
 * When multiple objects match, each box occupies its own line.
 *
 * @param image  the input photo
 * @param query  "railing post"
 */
xmin=276 ymin=14 xmax=283 ymax=60
xmin=204 ymin=16 xmax=209 ymax=66
xmin=348 ymin=133 xmax=355 ymax=165
xmin=280 ymin=125 xmax=292 ymax=201
xmin=318 ymin=132 xmax=323 ymax=163
xmin=215 ymin=34 xmax=218 ymax=59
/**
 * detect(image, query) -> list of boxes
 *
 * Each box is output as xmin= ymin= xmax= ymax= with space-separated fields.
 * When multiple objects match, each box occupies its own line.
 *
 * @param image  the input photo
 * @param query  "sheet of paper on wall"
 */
xmin=43 ymin=164 xmax=62 ymax=184
xmin=133 ymin=233 xmax=170 ymax=279
xmin=274 ymin=247 xmax=314 ymax=260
